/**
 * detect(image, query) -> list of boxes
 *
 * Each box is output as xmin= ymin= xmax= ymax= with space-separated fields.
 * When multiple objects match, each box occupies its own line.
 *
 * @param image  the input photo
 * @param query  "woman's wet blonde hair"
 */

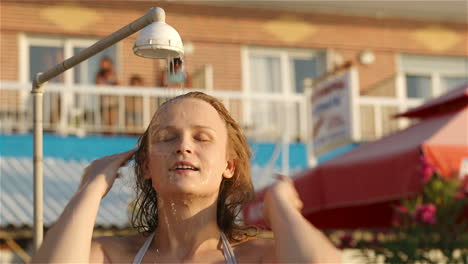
xmin=131 ymin=92 xmax=256 ymax=242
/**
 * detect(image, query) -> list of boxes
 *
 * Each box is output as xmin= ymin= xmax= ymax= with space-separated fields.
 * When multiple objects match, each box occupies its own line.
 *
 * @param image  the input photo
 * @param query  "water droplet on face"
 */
xmin=170 ymin=202 xmax=177 ymax=216
xmin=199 ymin=167 xmax=210 ymax=185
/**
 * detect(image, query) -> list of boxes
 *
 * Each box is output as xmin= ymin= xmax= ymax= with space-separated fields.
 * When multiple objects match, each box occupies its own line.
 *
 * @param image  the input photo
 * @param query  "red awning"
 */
xmin=244 ymin=85 xmax=468 ymax=229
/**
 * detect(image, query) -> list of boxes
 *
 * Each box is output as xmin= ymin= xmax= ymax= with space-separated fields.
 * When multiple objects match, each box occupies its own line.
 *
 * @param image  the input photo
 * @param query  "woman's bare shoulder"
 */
xmin=91 ymin=233 xmax=147 ymax=263
xmin=233 ymin=233 xmax=276 ymax=263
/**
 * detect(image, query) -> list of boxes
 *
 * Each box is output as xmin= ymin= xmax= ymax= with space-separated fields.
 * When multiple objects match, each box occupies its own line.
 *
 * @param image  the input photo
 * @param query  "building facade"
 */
xmin=1 ymin=1 xmax=467 ymax=262
xmin=1 ymin=1 xmax=467 ymax=142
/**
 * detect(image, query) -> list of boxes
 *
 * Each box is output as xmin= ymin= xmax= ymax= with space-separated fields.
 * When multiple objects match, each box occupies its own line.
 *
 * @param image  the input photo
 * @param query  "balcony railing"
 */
xmin=0 ymin=81 xmax=309 ymax=142
xmin=0 ymin=80 xmax=421 ymax=143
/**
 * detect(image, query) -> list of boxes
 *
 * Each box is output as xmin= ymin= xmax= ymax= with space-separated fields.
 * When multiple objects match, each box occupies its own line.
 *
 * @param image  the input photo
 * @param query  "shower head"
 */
xmin=133 ymin=7 xmax=184 ymax=59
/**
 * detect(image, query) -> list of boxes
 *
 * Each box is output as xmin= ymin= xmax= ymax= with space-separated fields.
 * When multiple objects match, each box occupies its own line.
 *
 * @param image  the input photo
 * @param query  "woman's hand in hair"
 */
xmin=78 ymin=149 xmax=136 ymax=198
xmin=263 ymin=174 xmax=303 ymax=227
xmin=261 ymin=174 xmax=342 ymax=263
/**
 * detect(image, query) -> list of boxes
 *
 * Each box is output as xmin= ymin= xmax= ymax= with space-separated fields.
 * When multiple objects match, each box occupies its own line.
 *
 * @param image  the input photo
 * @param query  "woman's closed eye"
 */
xmin=194 ymin=132 xmax=212 ymax=142
xmin=161 ymin=135 xmax=177 ymax=142
xmin=154 ymin=131 xmax=176 ymax=142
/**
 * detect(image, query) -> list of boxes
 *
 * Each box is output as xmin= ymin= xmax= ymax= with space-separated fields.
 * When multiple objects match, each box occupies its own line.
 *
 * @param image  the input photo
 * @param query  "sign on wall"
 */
xmin=310 ymin=67 xmax=359 ymax=156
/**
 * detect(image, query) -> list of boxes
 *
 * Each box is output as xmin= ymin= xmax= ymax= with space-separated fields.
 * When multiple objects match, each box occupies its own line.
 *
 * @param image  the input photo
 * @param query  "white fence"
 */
xmin=0 ymin=81 xmax=309 ymax=141
xmin=0 ymin=81 xmax=420 ymax=143
xmin=357 ymin=96 xmax=420 ymax=140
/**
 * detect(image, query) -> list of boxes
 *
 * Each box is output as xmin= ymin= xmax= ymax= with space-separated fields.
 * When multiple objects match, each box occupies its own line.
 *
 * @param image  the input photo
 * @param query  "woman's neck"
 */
xmin=152 ymin=195 xmax=222 ymax=260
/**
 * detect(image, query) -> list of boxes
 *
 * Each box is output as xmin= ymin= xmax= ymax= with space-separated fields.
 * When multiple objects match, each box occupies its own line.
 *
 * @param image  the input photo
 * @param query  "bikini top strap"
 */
xmin=221 ymin=232 xmax=237 ymax=264
xmin=132 ymin=231 xmax=236 ymax=264
xmin=132 ymin=232 xmax=156 ymax=264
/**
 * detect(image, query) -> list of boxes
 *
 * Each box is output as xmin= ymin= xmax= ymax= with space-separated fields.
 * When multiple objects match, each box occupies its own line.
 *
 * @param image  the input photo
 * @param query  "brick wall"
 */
xmin=0 ymin=31 xmax=18 ymax=81
xmin=1 ymin=1 xmax=466 ymax=92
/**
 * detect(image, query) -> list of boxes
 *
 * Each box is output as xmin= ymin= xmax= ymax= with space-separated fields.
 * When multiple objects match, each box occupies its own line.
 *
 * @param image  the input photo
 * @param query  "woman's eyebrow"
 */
xmin=192 ymin=125 xmax=216 ymax=132
xmin=156 ymin=125 xmax=216 ymax=132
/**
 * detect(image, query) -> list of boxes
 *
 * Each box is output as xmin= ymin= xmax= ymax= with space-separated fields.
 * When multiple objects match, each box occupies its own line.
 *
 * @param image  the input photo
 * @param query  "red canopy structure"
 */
xmin=244 ymin=84 xmax=468 ymax=229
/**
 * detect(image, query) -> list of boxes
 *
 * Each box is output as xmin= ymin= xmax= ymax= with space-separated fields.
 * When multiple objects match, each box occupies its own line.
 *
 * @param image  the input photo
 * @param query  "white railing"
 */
xmin=0 ymin=81 xmax=309 ymax=141
xmin=0 ymin=81 xmax=423 ymax=143
xmin=357 ymin=96 xmax=421 ymax=140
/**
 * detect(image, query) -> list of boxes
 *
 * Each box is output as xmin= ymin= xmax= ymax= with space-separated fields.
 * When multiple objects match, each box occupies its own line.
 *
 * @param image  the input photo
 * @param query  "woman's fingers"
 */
xmin=113 ymin=149 xmax=137 ymax=179
xmin=274 ymin=174 xmax=288 ymax=180
xmin=78 ymin=149 xmax=137 ymax=192
xmin=97 ymin=149 xmax=136 ymax=172
xmin=263 ymin=174 xmax=304 ymax=228
xmin=274 ymin=173 xmax=293 ymax=184
xmin=272 ymin=173 xmax=303 ymax=211
xmin=296 ymin=198 xmax=304 ymax=211
xmin=113 ymin=149 xmax=137 ymax=168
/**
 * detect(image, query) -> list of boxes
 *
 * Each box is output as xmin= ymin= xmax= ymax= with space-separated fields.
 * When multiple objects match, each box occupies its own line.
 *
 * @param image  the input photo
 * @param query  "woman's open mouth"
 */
xmin=170 ymin=161 xmax=200 ymax=173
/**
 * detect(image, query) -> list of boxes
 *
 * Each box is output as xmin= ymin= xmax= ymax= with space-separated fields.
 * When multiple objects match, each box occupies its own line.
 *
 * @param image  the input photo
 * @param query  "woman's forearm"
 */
xmin=31 ymin=185 xmax=102 ymax=263
xmin=269 ymin=198 xmax=342 ymax=263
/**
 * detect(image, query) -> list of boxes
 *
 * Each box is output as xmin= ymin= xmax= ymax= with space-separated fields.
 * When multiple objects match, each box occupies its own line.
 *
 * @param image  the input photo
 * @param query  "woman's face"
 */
xmin=145 ymin=98 xmax=234 ymax=198
xmin=100 ymin=59 xmax=113 ymax=71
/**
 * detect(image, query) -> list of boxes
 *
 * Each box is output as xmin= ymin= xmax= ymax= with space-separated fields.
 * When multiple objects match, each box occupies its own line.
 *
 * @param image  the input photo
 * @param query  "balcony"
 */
xmin=0 ymin=81 xmax=310 ymax=142
xmin=0 ymin=78 xmax=421 ymax=147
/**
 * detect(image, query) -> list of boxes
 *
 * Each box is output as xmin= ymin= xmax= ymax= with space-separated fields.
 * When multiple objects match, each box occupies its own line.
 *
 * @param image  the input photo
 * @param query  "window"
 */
xmin=246 ymin=48 xmax=326 ymax=95
xmin=29 ymin=46 xmax=64 ymax=83
xmin=73 ymin=47 xmax=117 ymax=85
xmin=249 ymin=55 xmax=282 ymax=93
xmin=399 ymin=55 xmax=467 ymax=100
xmin=21 ymin=35 xmax=118 ymax=85
xmin=20 ymin=35 xmax=118 ymax=128
xmin=441 ymin=76 xmax=467 ymax=93
xmin=243 ymin=47 xmax=327 ymax=141
xmin=405 ymin=74 xmax=431 ymax=99
xmin=290 ymin=57 xmax=321 ymax=93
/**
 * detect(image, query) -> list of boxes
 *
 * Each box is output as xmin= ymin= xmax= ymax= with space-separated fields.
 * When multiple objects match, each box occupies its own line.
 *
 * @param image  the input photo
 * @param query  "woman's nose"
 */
xmin=175 ymin=137 xmax=192 ymax=154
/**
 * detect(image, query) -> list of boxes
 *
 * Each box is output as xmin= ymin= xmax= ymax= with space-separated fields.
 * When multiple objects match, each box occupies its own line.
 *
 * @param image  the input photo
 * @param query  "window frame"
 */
xmin=241 ymin=46 xmax=329 ymax=141
xmin=19 ymin=33 xmax=120 ymax=86
xmin=393 ymin=54 xmax=467 ymax=130
xmin=242 ymin=46 xmax=327 ymax=96
xmin=397 ymin=54 xmax=467 ymax=101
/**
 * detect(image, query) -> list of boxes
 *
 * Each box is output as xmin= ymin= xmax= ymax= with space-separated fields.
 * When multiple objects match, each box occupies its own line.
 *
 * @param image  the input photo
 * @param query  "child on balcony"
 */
xmin=159 ymin=57 xmax=192 ymax=88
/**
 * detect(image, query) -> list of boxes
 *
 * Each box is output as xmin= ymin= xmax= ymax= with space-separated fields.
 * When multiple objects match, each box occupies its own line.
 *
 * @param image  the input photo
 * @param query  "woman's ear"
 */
xmin=223 ymin=159 xmax=235 ymax=179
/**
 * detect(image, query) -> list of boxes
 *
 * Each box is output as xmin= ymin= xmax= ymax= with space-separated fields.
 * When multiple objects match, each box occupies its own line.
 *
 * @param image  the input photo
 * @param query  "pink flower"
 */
xmin=422 ymin=166 xmax=435 ymax=183
xmin=392 ymin=205 xmax=409 ymax=226
xmin=395 ymin=205 xmax=409 ymax=215
xmin=413 ymin=204 xmax=437 ymax=225
xmin=420 ymin=156 xmax=436 ymax=183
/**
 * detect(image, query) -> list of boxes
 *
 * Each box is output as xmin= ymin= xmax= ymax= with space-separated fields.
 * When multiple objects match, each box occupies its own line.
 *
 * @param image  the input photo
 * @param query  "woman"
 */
xmin=32 ymin=92 xmax=341 ymax=263
xmin=95 ymin=56 xmax=119 ymax=129
xmin=95 ymin=56 xmax=118 ymax=86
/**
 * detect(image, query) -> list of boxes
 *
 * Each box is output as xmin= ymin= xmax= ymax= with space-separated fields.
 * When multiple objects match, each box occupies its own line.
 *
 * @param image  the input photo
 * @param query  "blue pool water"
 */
xmin=0 ymin=133 xmax=309 ymax=169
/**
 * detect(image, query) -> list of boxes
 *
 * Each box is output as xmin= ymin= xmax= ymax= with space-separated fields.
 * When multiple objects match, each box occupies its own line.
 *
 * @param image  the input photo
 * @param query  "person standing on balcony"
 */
xmin=159 ymin=57 xmax=192 ymax=88
xmin=126 ymin=74 xmax=144 ymax=134
xmin=31 ymin=92 xmax=342 ymax=264
xmin=95 ymin=56 xmax=119 ymax=132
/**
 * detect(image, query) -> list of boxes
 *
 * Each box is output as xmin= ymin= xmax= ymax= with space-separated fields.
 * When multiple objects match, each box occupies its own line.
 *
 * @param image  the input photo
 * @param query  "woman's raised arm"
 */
xmin=31 ymin=149 xmax=135 ymax=263
xmin=263 ymin=175 xmax=342 ymax=263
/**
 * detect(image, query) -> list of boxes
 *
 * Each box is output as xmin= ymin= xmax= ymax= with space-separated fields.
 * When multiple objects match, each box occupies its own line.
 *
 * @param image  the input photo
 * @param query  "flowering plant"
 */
xmin=339 ymin=156 xmax=468 ymax=263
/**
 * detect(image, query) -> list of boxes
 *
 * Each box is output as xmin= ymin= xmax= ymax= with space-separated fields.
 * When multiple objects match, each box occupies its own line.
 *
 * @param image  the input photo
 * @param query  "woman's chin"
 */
xmin=152 ymin=171 xmax=220 ymax=197
xmin=163 ymin=175 xmax=213 ymax=194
